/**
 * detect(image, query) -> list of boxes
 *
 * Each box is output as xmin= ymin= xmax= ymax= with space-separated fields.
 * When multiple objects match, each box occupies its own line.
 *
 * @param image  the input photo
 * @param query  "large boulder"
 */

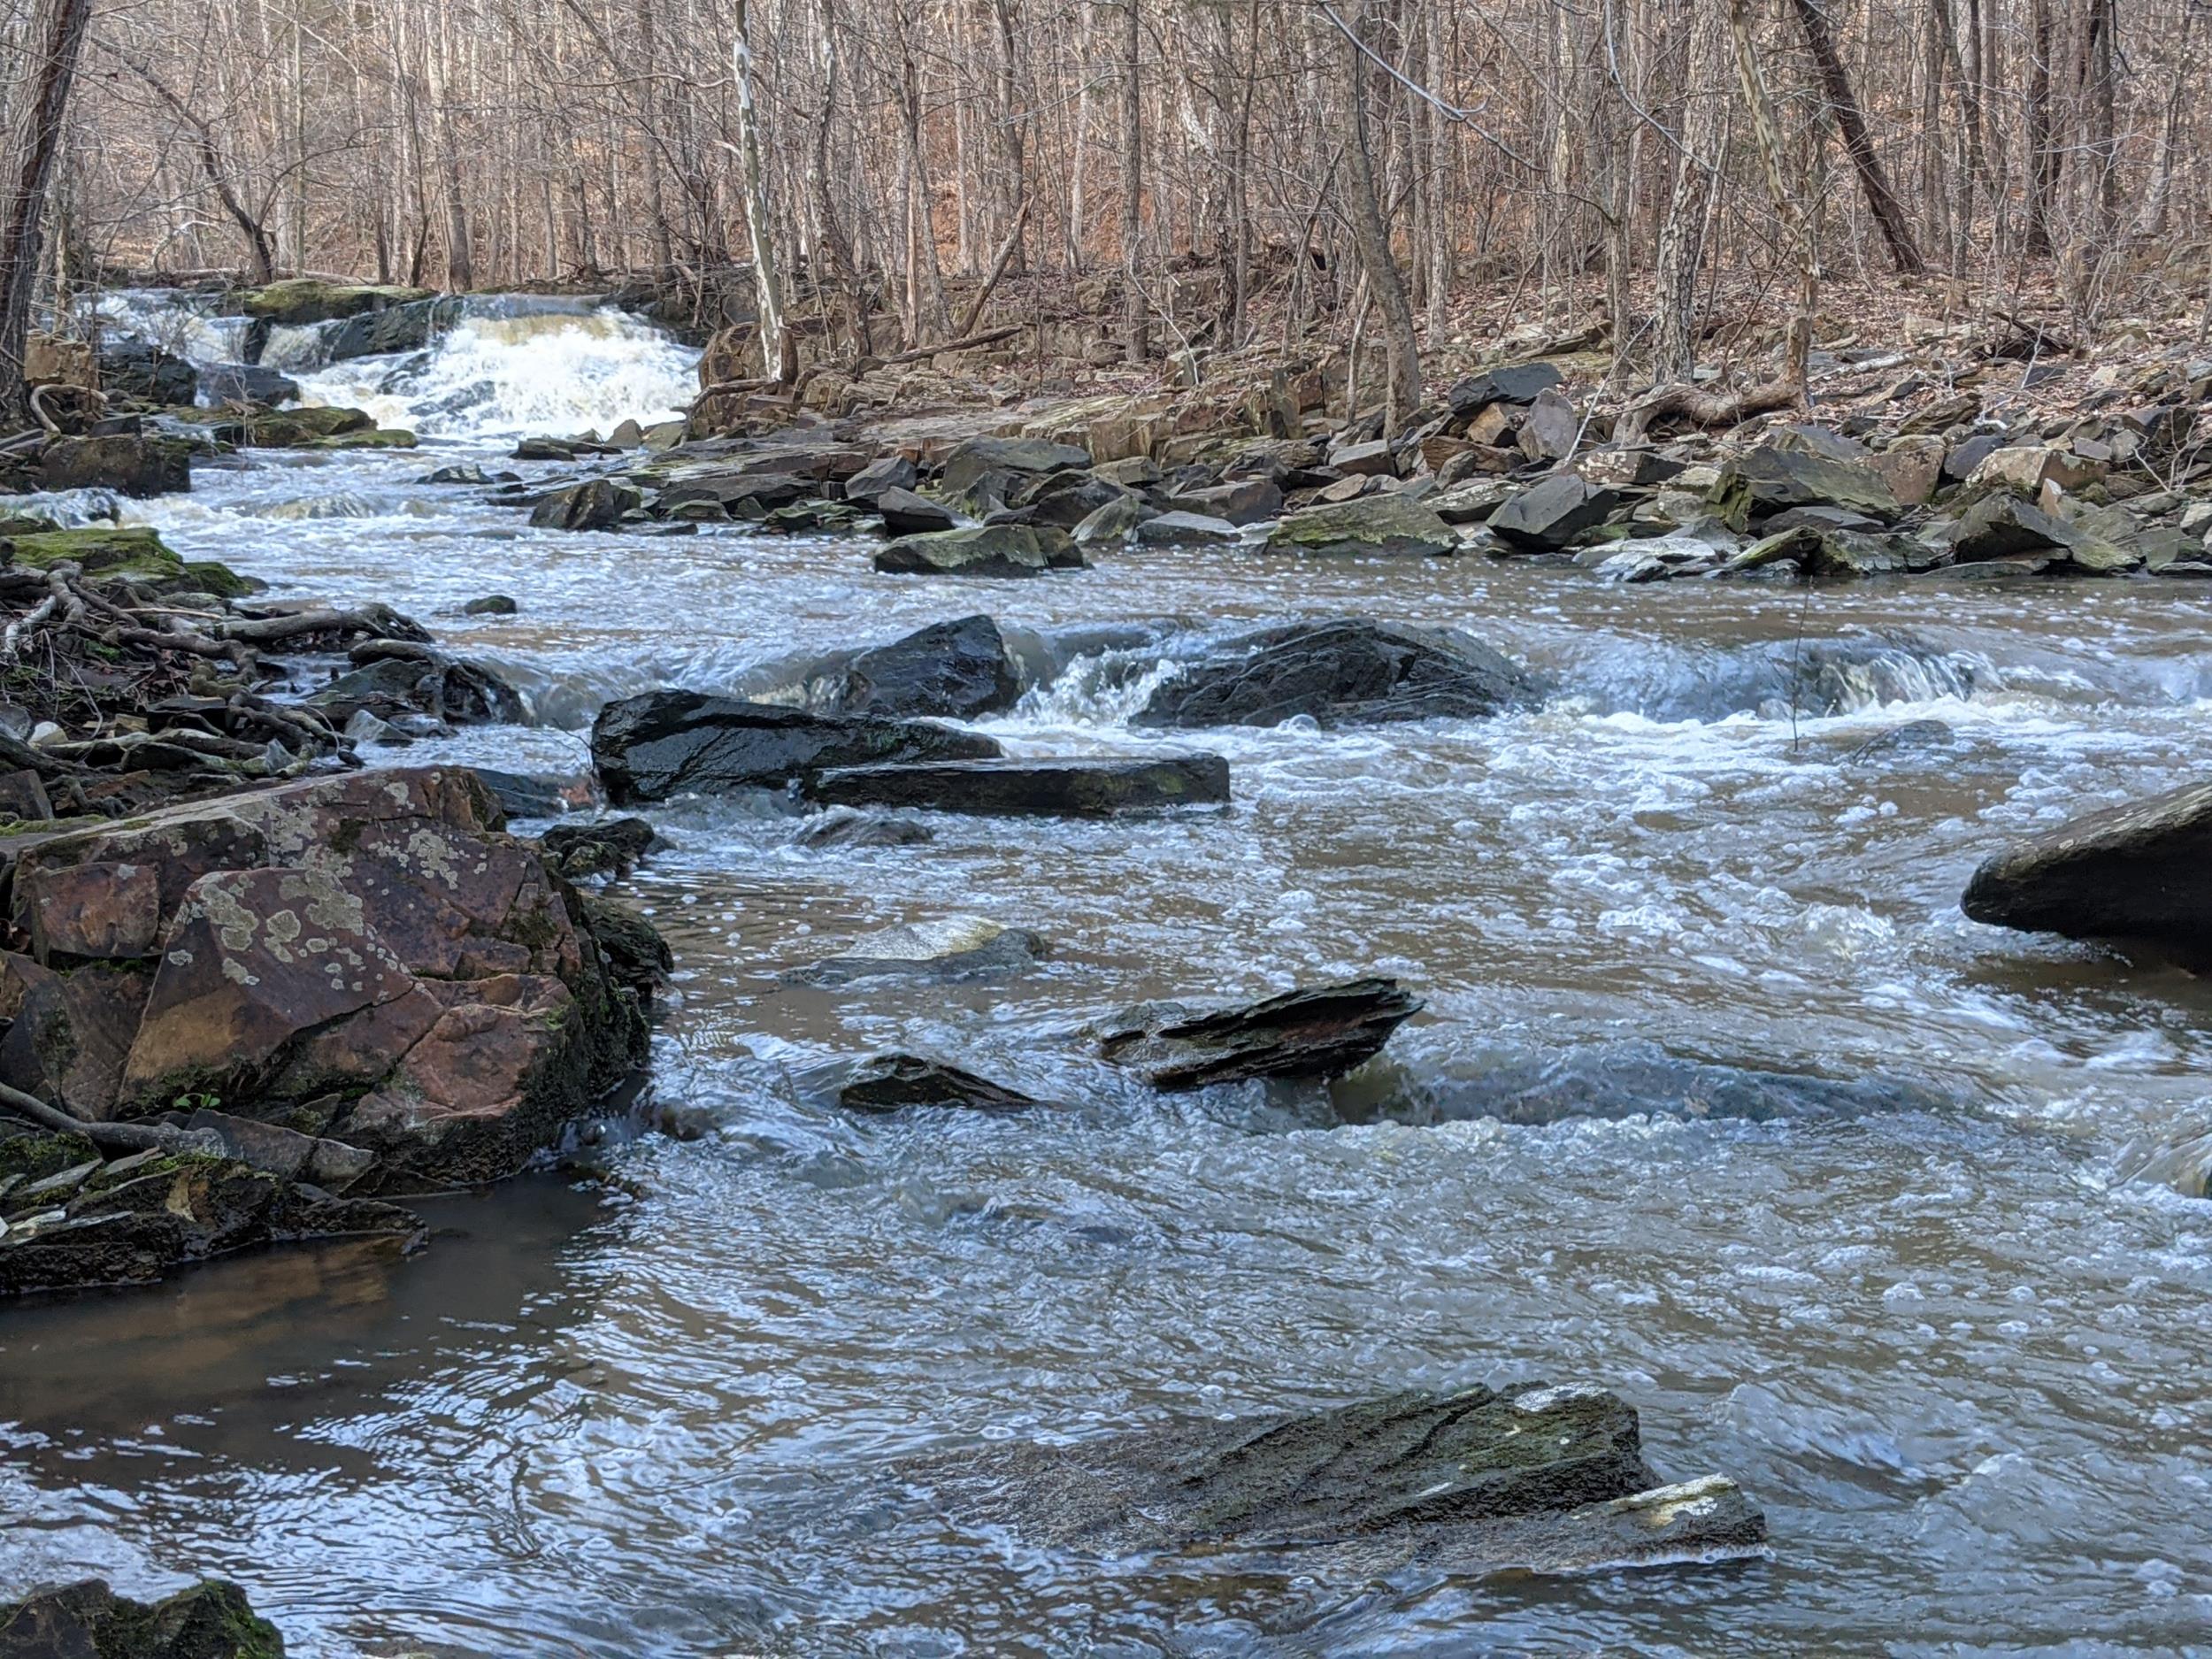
xmin=0 ymin=768 xmax=648 ymax=1187
xmin=1097 ymin=977 xmax=1421 ymax=1089
xmin=806 ymin=755 xmax=1229 ymax=817
xmin=1488 ymin=474 xmax=1622 ymax=550
xmin=0 ymin=1577 xmax=289 ymax=1656
xmin=38 ymin=434 xmax=192 ymax=496
xmin=1136 ymin=618 xmax=1544 ymax=729
xmin=898 ymin=1384 xmax=1764 ymax=1579
xmin=97 ymin=338 xmax=198 ymax=405
xmin=1710 ymin=444 xmax=1901 ymax=529
xmin=590 ymin=690 xmax=1001 ymax=803
xmin=1961 ymin=780 xmax=2212 ymax=959
xmin=324 ymin=295 xmax=462 ymax=361
xmin=529 ymin=478 xmax=642 ymax=531
xmin=874 ymin=524 xmax=1086 ymax=578
xmin=1263 ymin=495 xmax=1457 ymax=557
xmin=1447 ymin=361 xmax=1564 ymax=412
xmin=938 ymin=436 xmax=1090 ymax=506
xmin=820 ymin=615 xmax=1021 ymax=720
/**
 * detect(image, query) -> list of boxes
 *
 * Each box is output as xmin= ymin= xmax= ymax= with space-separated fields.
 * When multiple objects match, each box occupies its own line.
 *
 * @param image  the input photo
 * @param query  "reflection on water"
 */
xmin=6 ymin=357 xmax=2212 ymax=1650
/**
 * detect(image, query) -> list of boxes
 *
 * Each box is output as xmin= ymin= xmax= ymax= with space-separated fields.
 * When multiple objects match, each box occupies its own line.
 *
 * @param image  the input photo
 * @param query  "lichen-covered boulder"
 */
xmin=0 ymin=767 xmax=648 ymax=1187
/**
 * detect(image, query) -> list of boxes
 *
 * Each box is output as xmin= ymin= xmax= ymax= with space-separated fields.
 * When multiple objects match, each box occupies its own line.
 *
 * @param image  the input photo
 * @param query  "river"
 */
xmin=4 ymin=298 xmax=2210 ymax=1655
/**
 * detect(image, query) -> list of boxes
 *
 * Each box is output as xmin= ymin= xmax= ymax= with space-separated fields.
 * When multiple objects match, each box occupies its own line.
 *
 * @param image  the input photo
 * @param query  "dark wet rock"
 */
xmin=844 ymin=455 xmax=920 ymax=502
xmin=1719 ymin=523 xmax=1933 ymax=578
xmin=1264 ymin=495 xmax=1457 ymax=557
xmin=823 ymin=614 xmax=1021 ymax=720
xmin=0 ymin=767 xmax=648 ymax=1187
xmin=98 ymin=338 xmax=198 ymax=405
xmin=1137 ymin=510 xmax=1240 ymax=546
xmin=303 ymin=645 xmax=525 ymax=728
xmin=199 ymin=363 xmax=301 ymax=406
xmin=466 ymin=767 xmax=569 ymax=820
xmin=1020 ymin=472 xmax=1138 ymax=529
xmin=1944 ymin=432 xmax=2005 ymax=480
xmin=793 ymin=807 xmax=936 ymax=849
xmin=1135 ymin=618 xmax=1543 ymax=730
xmin=938 ymin=437 xmax=1091 ymax=503
xmin=464 ymin=594 xmax=518 ymax=615
xmin=875 ymin=524 xmax=1086 ymax=578
xmin=1168 ymin=476 xmax=1284 ymax=526
xmin=873 ymin=486 xmax=959 ymax=534
xmin=787 ymin=916 xmax=1046 ymax=986
xmin=529 ymin=478 xmax=641 ymax=531
xmin=540 ymin=815 xmax=659 ymax=879
xmin=591 ymin=690 xmax=1002 ymax=803
xmin=0 ymin=1125 xmax=422 ymax=1296
xmin=1947 ymin=493 xmax=2133 ymax=572
xmin=1448 ymin=361 xmax=1563 ymax=412
xmin=1710 ymin=445 xmax=1901 ymax=529
xmin=1488 ymin=475 xmax=1622 ymax=551
xmin=654 ymin=470 xmax=813 ymax=513
xmin=0 ymin=1576 xmax=289 ymax=1656
xmin=1098 ymin=977 xmax=1421 ymax=1089
xmin=1844 ymin=718 xmax=1957 ymax=764
xmin=1073 ymin=493 xmax=1147 ymax=544
xmin=38 ymin=434 xmax=192 ymax=497
xmin=324 ymin=295 xmax=462 ymax=361
xmin=898 ymin=1384 xmax=1763 ymax=1579
xmin=574 ymin=892 xmax=672 ymax=998
xmin=1961 ymin=780 xmax=2212 ymax=960
xmin=807 ymin=755 xmax=1228 ymax=818
xmin=1327 ymin=438 xmax=1398 ymax=477
xmin=823 ymin=1052 xmax=1040 ymax=1113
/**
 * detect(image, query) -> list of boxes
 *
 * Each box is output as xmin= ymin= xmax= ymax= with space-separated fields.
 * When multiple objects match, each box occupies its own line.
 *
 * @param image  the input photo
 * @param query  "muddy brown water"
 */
xmin=6 ymin=368 xmax=2212 ymax=1654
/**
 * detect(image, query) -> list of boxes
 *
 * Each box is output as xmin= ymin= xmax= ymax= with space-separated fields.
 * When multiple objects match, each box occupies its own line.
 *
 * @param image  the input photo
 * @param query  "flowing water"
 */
xmin=4 ymin=301 xmax=2212 ymax=1655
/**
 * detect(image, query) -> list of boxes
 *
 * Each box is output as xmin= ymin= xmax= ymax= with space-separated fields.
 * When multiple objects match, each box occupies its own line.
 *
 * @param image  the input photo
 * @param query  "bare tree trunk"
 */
xmin=1785 ymin=0 xmax=1924 ymax=272
xmin=1726 ymin=0 xmax=1816 ymax=402
xmin=733 ymin=0 xmax=792 ymax=381
xmin=1340 ymin=0 xmax=1420 ymax=425
xmin=0 ymin=0 xmax=93 ymax=419
xmin=1653 ymin=0 xmax=1722 ymax=384
xmin=1119 ymin=0 xmax=1148 ymax=362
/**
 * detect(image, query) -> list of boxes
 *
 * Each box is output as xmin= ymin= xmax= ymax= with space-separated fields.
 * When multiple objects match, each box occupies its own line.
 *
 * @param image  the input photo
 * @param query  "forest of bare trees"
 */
xmin=2 ymin=0 xmax=2208 ymax=412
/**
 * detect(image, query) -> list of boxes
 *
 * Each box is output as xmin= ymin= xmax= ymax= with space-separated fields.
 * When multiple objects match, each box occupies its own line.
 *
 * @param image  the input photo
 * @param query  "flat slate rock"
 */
xmin=896 ymin=1383 xmax=1765 ymax=1580
xmin=872 ymin=486 xmax=958 ymax=534
xmin=824 ymin=1052 xmax=1041 ymax=1113
xmin=875 ymin=524 xmax=1086 ymax=578
xmin=591 ymin=690 xmax=1001 ymax=803
xmin=1263 ymin=495 xmax=1457 ymax=557
xmin=1134 ymin=618 xmax=1544 ymax=729
xmin=1098 ymin=976 xmax=1422 ymax=1089
xmin=1961 ymin=779 xmax=2212 ymax=960
xmin=1488 ymin=474 xmax=1622 ymax=550
xmin=806 ymin=755 xmax=1229 ymax=818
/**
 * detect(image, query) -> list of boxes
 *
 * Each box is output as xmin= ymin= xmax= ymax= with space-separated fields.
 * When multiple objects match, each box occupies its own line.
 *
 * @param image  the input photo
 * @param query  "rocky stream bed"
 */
xmin=2 ymin=290 xmax=2210 ymax=1654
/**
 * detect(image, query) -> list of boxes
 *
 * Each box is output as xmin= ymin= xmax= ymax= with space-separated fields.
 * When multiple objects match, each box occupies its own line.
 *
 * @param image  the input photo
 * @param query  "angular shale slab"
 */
xmin=806 ymin=755 xmax=1229 ymax=817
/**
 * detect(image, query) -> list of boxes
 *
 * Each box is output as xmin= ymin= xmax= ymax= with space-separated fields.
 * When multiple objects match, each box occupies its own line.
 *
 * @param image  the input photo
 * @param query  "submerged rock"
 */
xmin=1098 ymin=977 xmax=1421 ymax=1089
xmin=1263 ymin=495 xmax=1457 ymax=557
xmin=793 ymin=807 xmax=936 ymax=849
xmin=540 ymin=815 xmax=659 ymax=879
xmin=0 ymin=1576 xmax=289 ymax=1656
xmin=806 ymin=755 xmax=1229 ymax=817
xmin=591 ymin=691 xmax=1002 ymax=803
xmin=1134 ymin=618 xmax=1543 ymax=729
xmin=1961 ymin=780 xmax=2212 ymax=960
xmin=0 ymin=767 xmax=649 ymax=1188
xmin=898 ymin=1384 xmax=1764 ymax=1579
xmin=787 ymin=915 xmax=1046 ymax=986
xmin=821 ymin=614 xmax=1021 ymax=720
xmin=874 ymin=524 xmax=1086 ymax=578
xmin=822 ymin=1052 xmax=1041 ymax=1113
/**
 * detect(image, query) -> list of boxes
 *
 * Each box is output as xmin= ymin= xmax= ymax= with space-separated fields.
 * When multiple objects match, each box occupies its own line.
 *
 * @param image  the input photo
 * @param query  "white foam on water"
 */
xmin=295 ymin=309 xmax=700 ymax=439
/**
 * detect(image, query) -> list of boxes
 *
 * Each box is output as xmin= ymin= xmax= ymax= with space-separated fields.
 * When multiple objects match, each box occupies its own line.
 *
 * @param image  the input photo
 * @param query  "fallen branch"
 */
xmin=850 ymin=324 xmax=1024 ymax=373
xmin=1614 ymin=378 xmax=1799 ymax=446
xmin=954 ymin=198 xmax=1034 ymax=341
xmin=0 ymin=1079 xmax=206 ymax=1155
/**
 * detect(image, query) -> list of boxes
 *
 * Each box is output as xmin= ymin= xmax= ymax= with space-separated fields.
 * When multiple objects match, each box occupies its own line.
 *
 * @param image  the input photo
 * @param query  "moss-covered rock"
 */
xmin=1 ymin=525 xmax=255 ymax=596
xmin=240 ymin=277 xmax=432 ymax=325
xmin=303 ymin=426 xmax=419 ymax=451
xmin=0 ymin=1577 xmax=288 ymax=1656
xmin=231 ymin=405 xmax=373 ymax=447
xmin=38 ymin=433 xmax=194 ymax=497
